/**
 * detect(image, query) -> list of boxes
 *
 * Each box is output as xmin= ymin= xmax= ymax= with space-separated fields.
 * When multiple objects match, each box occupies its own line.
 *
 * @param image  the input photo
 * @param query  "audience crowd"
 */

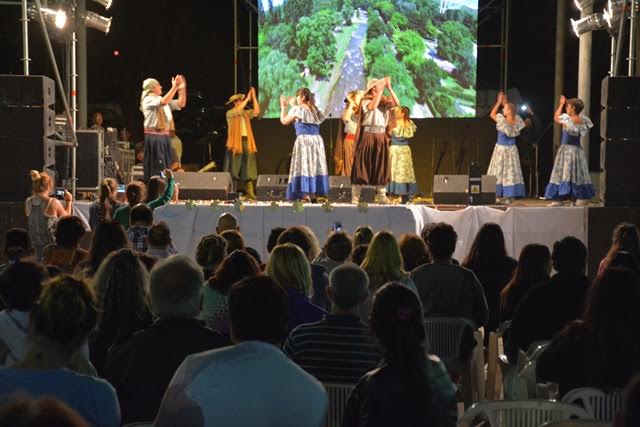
xmin=2 ymin=187 xmax=640 ymax=426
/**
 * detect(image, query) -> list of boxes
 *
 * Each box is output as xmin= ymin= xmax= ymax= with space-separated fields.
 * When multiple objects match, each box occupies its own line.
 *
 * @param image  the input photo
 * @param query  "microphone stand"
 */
xmin=328 ymin=113 xmax=334 ymax=174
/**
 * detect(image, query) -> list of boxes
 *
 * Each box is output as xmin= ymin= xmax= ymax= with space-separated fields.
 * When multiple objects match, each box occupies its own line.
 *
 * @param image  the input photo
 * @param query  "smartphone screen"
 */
xmin=118 ymin=184 xmax=125 ymax=192
xmin=332 ymin=222 xmax=343 ymax=232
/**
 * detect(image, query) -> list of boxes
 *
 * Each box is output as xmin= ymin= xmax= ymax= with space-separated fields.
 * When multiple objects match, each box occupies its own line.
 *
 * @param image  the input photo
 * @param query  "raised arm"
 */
xmin=367 ymin=80 xmax=385 ymax=111
xmin=251 ymin=87 xmax=260 ymax=117
xmin=489 ymin=92 xmax=504 ymax=122
xmin=280 ymin=95 xmax=296 ymax=125
xmin=161 ymin=76 xmax=181 ymax=106
xmin=341 ymin=100 xmax=355 ymax=123
xmin=176 ymin=75 xmax=187 ymax=108
xmin=386 ymin=77 xmax=400 ymax=108
xmin=554 ymin=95 xmax=566 ymax=125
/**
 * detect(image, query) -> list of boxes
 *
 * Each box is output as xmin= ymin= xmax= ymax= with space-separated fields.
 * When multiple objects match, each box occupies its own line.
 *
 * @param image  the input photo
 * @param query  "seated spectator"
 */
xmin=0 ymin=397 xmax=89 ymax=427
xmin=420 ymin=223 xmax=460 ymax=265
xmin=399 ymin=233 xmax=428 ymax=272
xmin=267 ymin=227 xmax=286 ymax=253
xmin=267 ymin=243 xmax=326 ymax=331
xmin=42 ymin=216 xmax=88 ymax=273
xmin=342 ymin=283 xmax=458 ymax=427
xmin=353 ymin=226 xmax=374 ymax=247
xmin=314 ymin=231 xmax=353 ymax=275
xmin=499 ymin=243 xmax=551 ymax=323
xmin=89 ymin=178 xmax=121 ymax=231
xmin=90 ymin=248 xmax=152 ymax=374
xmin=103 ymin=256 xmax=229 ymax=424
xmin=244 ymin=247 xmax=264 ymax=270
xmin=127 ymin=204 xmax=153 ymax=253
xmin=0 ymin=261 xmax=47 ymax=365
xmin=537 ymin=267 xmax=640 ymax=397
xmin=278 ymin=226 xmax=330 ymax=310
xmin=360 ymin=231 xmax=418 ymax=322
xmin=0 ymin=275 xmax=120 ymax=427
xmin=220 ymin=229 xmax=245 ymax=253
xmin=202 ymin=250 xmax=261 ymax=336
xmin=463 ymin=223 xmax=517 ymax=336
xmin=113 ymin=169 xmax=174 ymax=229
xmin=74 ymin=220 xmax=129 ymax=279
xmin=195 ymin=234 xmax=227 ymax=279
xmin=606 ymin=251 xmax=640 ymax=274
xmin=350 ymin=244 xmax=369 ymax=266
xmin=598 ymin=222 xmax=640 ymax=275
xmin=507 ymin=236 xmax=590 ymax=364
xmin=620 ymin=373 xmax=640 ymax=427
xmin=284 ymin=263 xmax=381 ymax=384
xmin=411 ymin=223 xmax=489 ymax=328
xmin=155 ymin=276 xmax=327 ymax=427
xmin=146 ymin=223 xmax=173 ymax=259
xmin=0 ymin=228 xmax=35 ymax=276
xmin=216 ymin=212 xmax=239 ymax=234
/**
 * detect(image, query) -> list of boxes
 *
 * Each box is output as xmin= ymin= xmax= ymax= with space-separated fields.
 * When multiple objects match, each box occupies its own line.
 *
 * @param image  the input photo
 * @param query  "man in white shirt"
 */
xmin=155 ymin=275 xmax=327 ymax=427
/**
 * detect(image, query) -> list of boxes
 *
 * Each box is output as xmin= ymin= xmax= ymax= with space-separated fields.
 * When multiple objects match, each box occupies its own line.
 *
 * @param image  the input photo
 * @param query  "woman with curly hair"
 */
xmin=195 ymin=234 xmax=228 ymax=280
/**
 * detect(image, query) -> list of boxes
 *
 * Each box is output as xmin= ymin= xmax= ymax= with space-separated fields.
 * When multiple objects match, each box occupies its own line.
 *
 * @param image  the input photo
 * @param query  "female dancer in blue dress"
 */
xmin=544 ymin=96 xmax=595 ymax=206
xmin=487 ymin=92 xmax=526 ymax=203
xmin=279 ymin=88 xmax=329 ymax=202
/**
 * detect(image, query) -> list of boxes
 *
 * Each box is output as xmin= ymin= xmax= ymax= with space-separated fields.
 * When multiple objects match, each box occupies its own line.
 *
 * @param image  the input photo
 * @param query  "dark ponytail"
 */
xmin=98 ymin=178 xmax=118 ymax=220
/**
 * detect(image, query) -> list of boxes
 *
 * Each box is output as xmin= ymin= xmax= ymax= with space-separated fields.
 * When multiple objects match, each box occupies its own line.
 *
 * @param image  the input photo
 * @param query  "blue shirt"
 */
xmin=286 ymin=287 xmax=327 ymax=332
xmin=0 ymin=367 xmax=120 ymax=427
xmin=155 ymin=340 xmax=327 ymax=427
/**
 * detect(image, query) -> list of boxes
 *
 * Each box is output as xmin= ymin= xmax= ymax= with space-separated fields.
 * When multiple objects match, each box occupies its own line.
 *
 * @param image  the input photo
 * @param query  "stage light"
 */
xmin=571 ymin=12 xmax=606 ymax=36
xmin=28 ymin=5 xmax=68 ymax=30
xmin=92 ymin=0 xmax=113 ymax=10
xmin=574 ymin=0 xmax=594 ymax=11
xmin=54 ymin=9 xmax=67 ymax=28
xmin=603 ymin=0 xmax=626 ymax=33
xmin=78 ymin=11 xmax=112 ymax=34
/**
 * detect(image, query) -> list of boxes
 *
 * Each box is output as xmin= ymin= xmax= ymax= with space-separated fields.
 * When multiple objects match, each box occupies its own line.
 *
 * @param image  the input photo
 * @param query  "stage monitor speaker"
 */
xmin=0 ymin=75 xmax=54 ymax=107
xmin=433 ymin=175 xmax=496 ymax=205
xmin=600 ymin=140 xmax=640 ymax=206
xmin=0 ymin=136 xmax=56 ymax=201
xmin=328 ymin=176 xmax=375 ymax=203
xmin=256 ymin=174 xmax=289 ymax=201
xmin=56 ymin=130 xmax=104 ymax=190
xmin=174 ymin=171 xmax=231 ymax=200
xmin=601 ymin=76 xmax=640 ymax=109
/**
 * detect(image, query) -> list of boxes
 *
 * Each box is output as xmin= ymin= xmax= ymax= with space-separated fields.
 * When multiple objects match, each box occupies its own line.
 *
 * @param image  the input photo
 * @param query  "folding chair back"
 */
xmin=540 ymin=420 xmax=612 ymax=427
xmin=324 ymin=383 xmax=353 ymax=427
xmin=561 ymin=387 xmax=624 ymax=421
xmin=423 ymin=317 xmax=476 ymax=365
xmin=459 ymin=400 xmax=592 ymax=427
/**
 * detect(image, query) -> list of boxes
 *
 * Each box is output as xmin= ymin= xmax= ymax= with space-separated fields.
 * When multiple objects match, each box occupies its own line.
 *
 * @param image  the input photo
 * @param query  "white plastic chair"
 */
xmin=514 ymin=340 xmax=552 ymax=400
xmin=324 ymin=383 xmax=353 ymax=427
xmin=458 ymin=400 xmax=592 ymax=427
xmin=487 ymin=320 xmax=511 ymax=399
xmin=540 ymin=420 xmax=612 ymax=427
xmin=561 ymin=387 xmax=624 ymax=421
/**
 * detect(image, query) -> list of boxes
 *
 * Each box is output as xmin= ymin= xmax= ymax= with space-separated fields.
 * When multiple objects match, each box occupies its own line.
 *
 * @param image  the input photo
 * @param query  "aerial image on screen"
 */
xmin=258 ymin=0 xmax=478 ymax=118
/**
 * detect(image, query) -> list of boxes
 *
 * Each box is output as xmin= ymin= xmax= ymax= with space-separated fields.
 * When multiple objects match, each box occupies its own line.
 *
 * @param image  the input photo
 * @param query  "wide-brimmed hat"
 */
xmin=225 ymin=93 xmax=245 ymax=105
xmin=365 ymin=78 xmax=384 ymax=93
xmin=345 ymin=90 xmax=365 ymax=104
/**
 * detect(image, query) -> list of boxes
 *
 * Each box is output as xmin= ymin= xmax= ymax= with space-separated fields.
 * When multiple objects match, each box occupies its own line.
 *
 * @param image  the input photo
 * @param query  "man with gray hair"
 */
xmin=103 ymin=255 xmax=228 ymax=425
xmin=283 ymin=263 xmax=381 ymax=384
xmin=216 ymin=212 xmax=239 ymax=234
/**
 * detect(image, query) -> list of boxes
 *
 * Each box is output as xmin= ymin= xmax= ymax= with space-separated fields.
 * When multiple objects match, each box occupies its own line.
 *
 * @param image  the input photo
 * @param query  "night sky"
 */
xmin=0 ymin=0 xmax=613 ymax=171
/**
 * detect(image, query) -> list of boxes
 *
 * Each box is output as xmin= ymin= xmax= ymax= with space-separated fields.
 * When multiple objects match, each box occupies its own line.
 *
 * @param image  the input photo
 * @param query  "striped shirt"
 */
xmin=283 ymin=314 xmax=382 ymax=384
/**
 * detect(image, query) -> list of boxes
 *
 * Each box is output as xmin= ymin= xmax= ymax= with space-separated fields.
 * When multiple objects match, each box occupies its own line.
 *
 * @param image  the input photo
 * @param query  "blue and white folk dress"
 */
xmin=544 ymin=114 xmax=595 ymax=200
xmin=487 ymin=113 xmax=526 ymax=198
xmin=285 ymin=106 xmax=329 ymax=200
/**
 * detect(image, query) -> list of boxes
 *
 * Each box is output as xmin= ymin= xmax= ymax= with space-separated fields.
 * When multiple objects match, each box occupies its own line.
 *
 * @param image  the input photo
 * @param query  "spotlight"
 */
xmin=571 ymin=12 xmax=606 ymax=36
xmin=54 ymin=9 xmax=66 ymax=29
xmin=78 ymin=11 xmax=112 ymax=34
xmin=603 ymin=0 xmax=626 ymax=33
xmin=28 ymin=5 xmax=68 ymax=30
xmin=92 ymin=0 xmax=113 ymax=9
xmin=574 ymin=0 xmax=594 ymax=11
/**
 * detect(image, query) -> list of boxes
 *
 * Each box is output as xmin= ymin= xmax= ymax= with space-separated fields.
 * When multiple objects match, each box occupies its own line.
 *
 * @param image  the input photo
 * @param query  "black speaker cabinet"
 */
xmin=0 ymin=106 xmax=55 ymax=138
xmin=433 ymin=175 xmax=497 ymax=205
xmin=174 ymin=171 xmax=232 ymax=200
xmin=600 ymin=140 xmax=640 ymax=206
xmin=0 ymin=75 xmax=54 ymax=107
xmin=601 ymin=76 xmax=640 ymax=109
xmin=327 ymin=176 xmax=375 ymax=203
xmin=256 ymin=174 xmax=289 ymax=201
xmin=0 ymin=136 xmax=56 ymax=201
xmin=600 ymin=108 xmax=640 ymax=141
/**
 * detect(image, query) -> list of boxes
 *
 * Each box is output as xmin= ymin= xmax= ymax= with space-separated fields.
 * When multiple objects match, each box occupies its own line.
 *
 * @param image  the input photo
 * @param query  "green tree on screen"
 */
xmin=368 ymin=53 xmax=418 ymax=107
xmin=296 ymin=10 xmax=338 ymax=78
xmin=259 ymin=49 xmax=305 ymax=114
xmin=342 ymin=0 xmax=354 ymax=25
xmin=393 ymin=30 xmax=425 ymax=60
xmin=283 ymin=0 xmax=310 ymax=24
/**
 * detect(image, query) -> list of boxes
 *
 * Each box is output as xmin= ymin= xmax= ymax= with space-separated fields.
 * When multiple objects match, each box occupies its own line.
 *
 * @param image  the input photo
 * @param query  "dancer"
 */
xmin=140 ymin=75 xmax=187 ymax=182
xmin=334 ymin=90 xmax=363 ymax=177
xmin=224 ymin=87 xmax=260 ymax=200
xmin=280 ymin=88 xmax=329 ymax=202
xmin=387 ymin=106 xmax=418 ymax=203
xmin=544 ymin=96 xmax=595 ymax=206
xmin=488 ymin=92 xmax=526 ymax=203
xmin=351 ymin=76 xmax=399 ymax=204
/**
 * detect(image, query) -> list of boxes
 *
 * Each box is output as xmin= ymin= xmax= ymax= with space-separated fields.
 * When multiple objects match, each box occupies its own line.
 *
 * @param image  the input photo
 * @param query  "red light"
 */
xmin=113 ymin=50 xmax=120 ymax=56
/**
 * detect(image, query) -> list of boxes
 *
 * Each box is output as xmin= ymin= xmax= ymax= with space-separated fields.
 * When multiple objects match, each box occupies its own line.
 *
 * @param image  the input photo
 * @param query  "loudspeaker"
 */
xmin=0 ymin=75 xmax=54 ymax=107
xmin=0 ymin=136 xmax=56 ymax=201
xmin=174 ymin=171 xmax=232 ymax=200
xmin=600 ymin=108 xmax=640 ymax=141
xmin=327 ymin=176 xmax=375 ymax=203
xmin=601 ymin=76 xmax=640 ymax=109
xmin=600 ymin=140 xmax=640 ymax=206
xmin=433 ymin=175 xmax=497 ymax=205
xmin=0 ymin=106 xmax=55 ymax=137
xmin=56 ymin=130 xmax=104 ymax=190
xmin=256 ymin=174 xmax=289 ymax=201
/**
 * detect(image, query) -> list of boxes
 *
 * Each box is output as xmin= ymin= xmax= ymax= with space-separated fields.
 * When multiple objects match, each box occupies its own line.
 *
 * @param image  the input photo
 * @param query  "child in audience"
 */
xmin=146 ymin=222 xmax=174 ymax=259
xmin=42 ymin=216 xmax=88 ymax=274
xmin=128 ymin=204 xmax=154 ymax=253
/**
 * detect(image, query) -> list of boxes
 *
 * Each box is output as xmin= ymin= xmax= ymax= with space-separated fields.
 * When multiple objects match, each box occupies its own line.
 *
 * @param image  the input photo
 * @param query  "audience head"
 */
xmin=29 ymin=170 xmax=52 ymax=195
xmin=425 ymin=222 xmax=457 ymax=261
xmin=54 ymin=216 xmax=86 ymax=249
xmin=98 ymin=178 xmax=118 ymax=220
xmin=420 ymin=223 xmax=436 ymax=246
xmin=463 ymin=222 xmax=507 ymax=267
xmin=328 ymin=263 xmax=369 ymax=311
xmin=93 ymin=248 xmax=150 ymax=340
xmin=267 ymin=227 xmax=286 ymax=253
xmin=552 ymin=236 xmax=587 ymax=273
xmin=604 ymin=222 xmax=640 ymax=268
xmin=30 ymin=274 xmax=98 ymax=351
xmin=220 ymin=229 xmax=245 ymax=253
xmin=361 ymin=231 xmax=405 ymax=290
xmin=209 ymin=250 xmax=261 ymax=294
xmin=500 ymin=243 xmax=551 ymax=307
xmin=130 ymin=203 xmax=153 ymax=227
xmin=145 ymin=176 xmax=166 ymax=204
xmin=125 ymin=181 xmax=145 ymax=206
xmin=148 ymin=222 xmax=171 ymax=249
xmin=216 ymin=212 xmax=239 ymax=234
xmin=149 ymin=255 xmax=204 ymax=319
xmin=621 ymin=374 xmax=640 ymax=427
xmin=350 ymin=244 xmax=369 ymax=266
xmin=228 ymin=276 xmax=288 ymax=345
xmin=325 ymin=231 xmax=353 ymax=263
xmin=353 ymin=226 xmax=374 ymax=247
xmin=0 ymin=261 xmax=47 ymax=311
xmin=244 ymin=247 xmax=263 ymax=268
xmin=3 ymin=228 xmax=34 ymax=261
xmin=0 ymin=397 xmax=89 ymax=427
xmin=195 ymin=233 xmax=227 ymax=278
xmin=606 ymin=251 xmax=640 ymax=275
xmin=277 ymin=225 xmax=321 ymax=262
xmin=87 ymin=220 xmax=129 ymax=275
xmin=399 ymin=233 xmax=428 ymax=272
xmin=137 ymin=252 xmax=158 ymax=272
xmin=267 ymin=243 xmax=312 ymax=295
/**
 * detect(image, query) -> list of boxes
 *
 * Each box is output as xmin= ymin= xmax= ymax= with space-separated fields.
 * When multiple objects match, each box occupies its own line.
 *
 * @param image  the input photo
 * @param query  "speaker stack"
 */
xmin=600 ymin=76 xmax=640 ymax=206
xmin=0 ymin=75 xmax=56 ymax=201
